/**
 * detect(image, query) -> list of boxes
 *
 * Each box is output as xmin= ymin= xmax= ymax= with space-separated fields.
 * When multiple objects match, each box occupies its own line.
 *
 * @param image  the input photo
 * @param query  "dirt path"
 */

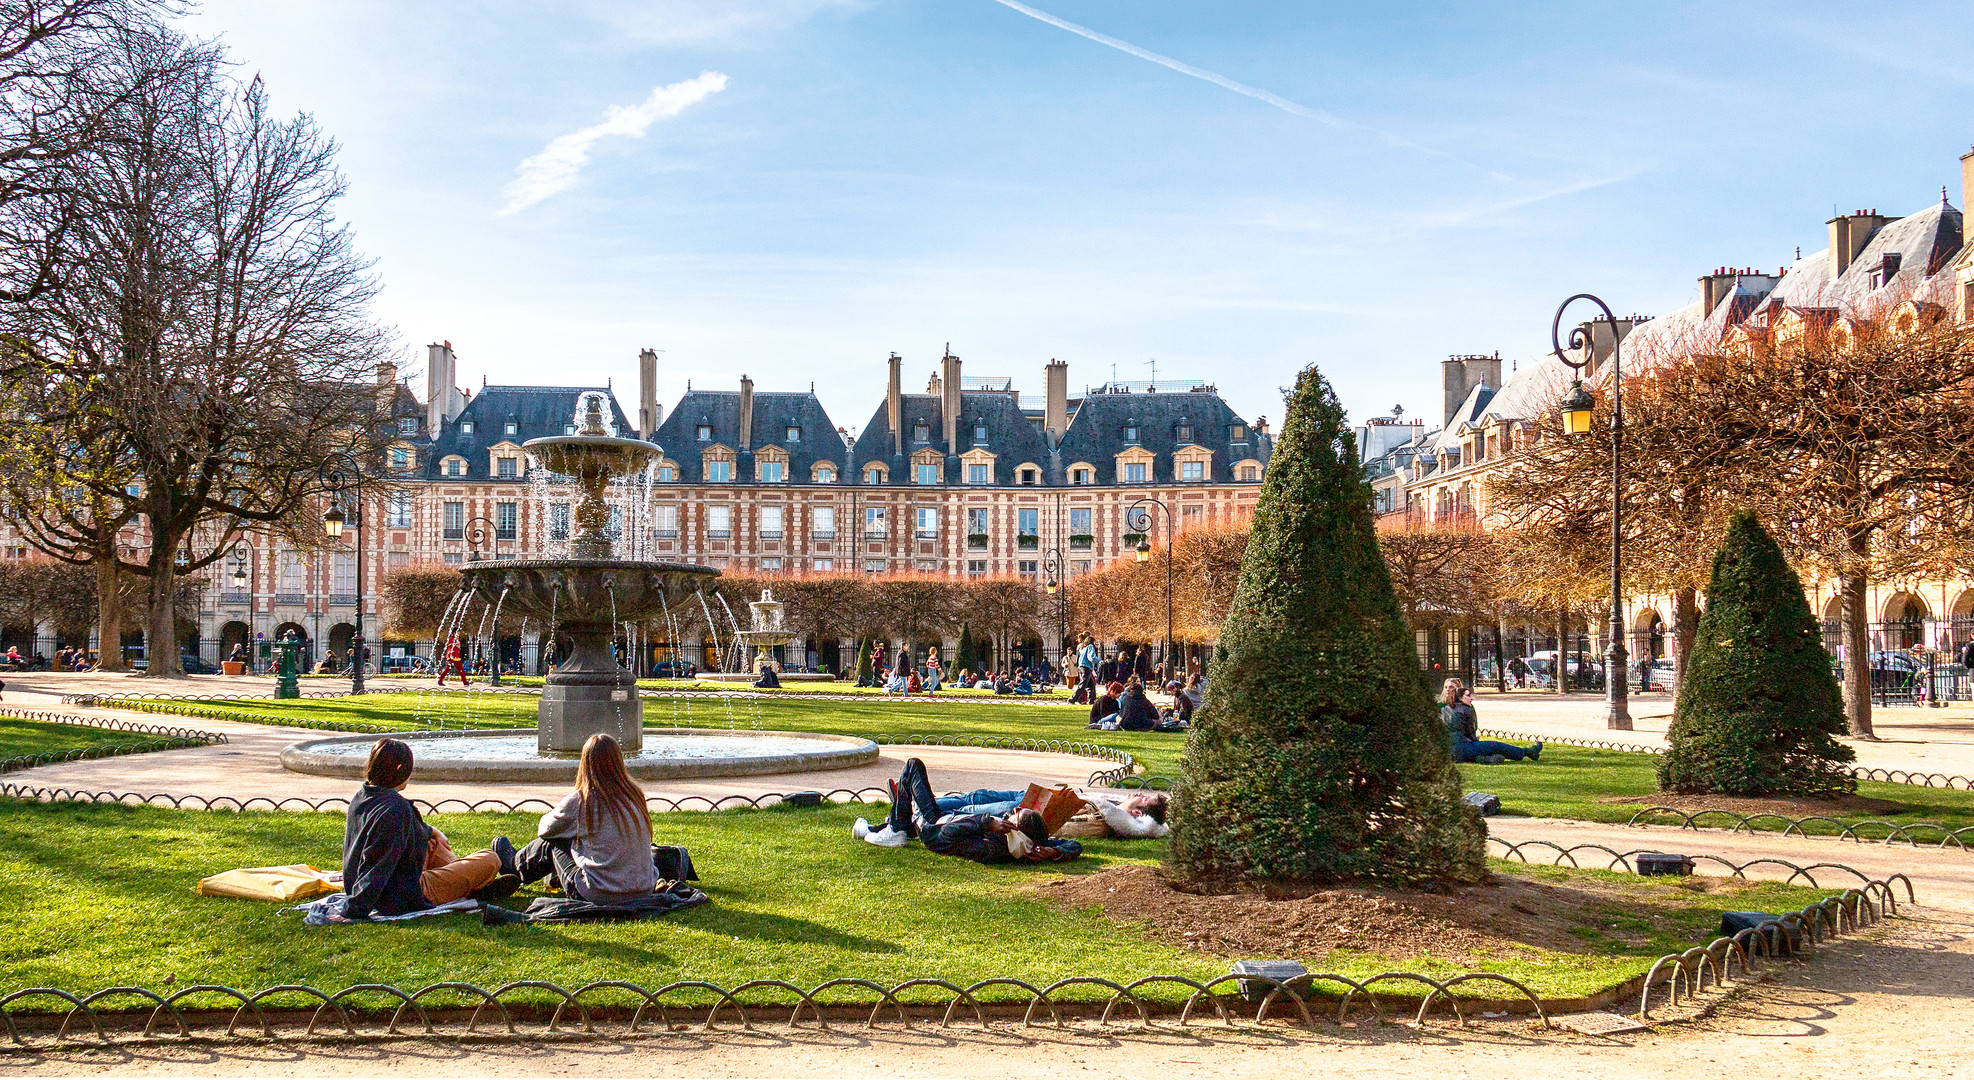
xmin=2 ymin=908 xmax=1964 ymax=1078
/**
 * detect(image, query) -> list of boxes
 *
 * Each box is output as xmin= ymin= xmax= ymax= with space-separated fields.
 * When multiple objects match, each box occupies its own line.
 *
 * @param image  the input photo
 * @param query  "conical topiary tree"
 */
xmin=955 ymin=624 xmax=979 ymax=674
xmin=1658 ymin=511 xmax=1855 ymax=797
xmin=853 ymin=638 xmax=873 ymax=684
xmin=1168 ymin=365 xmax=1486 ymax=887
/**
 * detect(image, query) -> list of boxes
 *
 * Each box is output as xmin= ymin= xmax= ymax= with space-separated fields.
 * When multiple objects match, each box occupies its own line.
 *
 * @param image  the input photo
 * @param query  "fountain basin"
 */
xmin=694 ymin=672 xmax=842 ymax=683
xmin=280 ymin=728 xmax=879 ymax=783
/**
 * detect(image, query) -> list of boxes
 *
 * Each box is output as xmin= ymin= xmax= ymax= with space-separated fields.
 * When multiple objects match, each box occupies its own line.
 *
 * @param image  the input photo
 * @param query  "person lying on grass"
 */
xmin=343 ymin=738 xmax=520 ymax=919
xmin=510 ymin=733 xmax=660 ymax=905
xmin=850 ymin=757 xmax=1081 ymax=863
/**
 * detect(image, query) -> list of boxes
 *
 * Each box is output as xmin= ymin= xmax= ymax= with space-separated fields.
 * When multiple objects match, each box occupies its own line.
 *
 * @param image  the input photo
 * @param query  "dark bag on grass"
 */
xmin=517 ymin=883 xmax=711 ymax=924
xmin=1462 ymin=791 xmax=1501 ymax=816
xmin=653 ymin=844 xmax=698 ymax=882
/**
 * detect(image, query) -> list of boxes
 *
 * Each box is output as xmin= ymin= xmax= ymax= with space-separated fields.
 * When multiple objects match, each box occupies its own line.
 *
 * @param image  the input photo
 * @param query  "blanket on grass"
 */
xmin=279 ymin=893 xmax=480 ymax=926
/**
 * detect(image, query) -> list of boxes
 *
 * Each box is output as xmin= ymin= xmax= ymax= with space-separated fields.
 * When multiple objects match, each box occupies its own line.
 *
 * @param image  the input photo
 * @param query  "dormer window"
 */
xmin=504 ymin=421 xmax=519 ymax=437
xmin=460 ymin=420 xmax=474 ymax=434
xmin=1869 ymin=253 xmax=1902 ymax=289
xmin=912 ymin=422 xmax=930 ymax=443
xmin=497 ymin=457 xmax=517 ymax=479
xmin=864 ymin=464 xmax=886 ymax=484
xmin=1020 ymin=467 xmax=1038 ymax=484
xmin=1124 ymin=422 xmax=1140 ymax=443
xmin=1073 ymin=467 xmax=1092 ymax=485
xmin=1176 ymin=423 xmax=1193 ymax=443
xmin=657 ymin=465 xmax=676 ymax=482
xmin=815 ymin=464 xmax=836 ymax=483
xmin=973 ymin=424 xmax=987 ymax=443
xmin=442 ymin=457 xmax=467 ymax=478
xmin=696 ymin=424 xmax=712 ymax=441
xmin=1230 ymin=424 xmax=1246 ymax=441
xmin=563 ymin=423 xmax=577 ymax=435
xmin=785 ymin=425 xmax=800 ymax=442
xmin=398 ymin=417 xmax=417 ymax=435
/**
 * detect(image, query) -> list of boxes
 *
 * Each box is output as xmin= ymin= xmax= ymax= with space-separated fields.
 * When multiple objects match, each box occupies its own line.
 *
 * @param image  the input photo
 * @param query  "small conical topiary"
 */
xmin=1658 ymin=511 xmax=1856 ymax=797
xmin=955 ymin=624 xmax=979 ymax=674
xmin=1168 ymin=365 xmax=1485 ymax=888
xmin=854 ymin=638 xmax=873 ymax=684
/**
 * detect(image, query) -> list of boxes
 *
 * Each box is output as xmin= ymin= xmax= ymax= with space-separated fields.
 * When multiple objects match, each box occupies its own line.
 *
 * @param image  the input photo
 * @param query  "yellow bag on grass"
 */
xmin=197 ymin=864 xmax=341 ymax=901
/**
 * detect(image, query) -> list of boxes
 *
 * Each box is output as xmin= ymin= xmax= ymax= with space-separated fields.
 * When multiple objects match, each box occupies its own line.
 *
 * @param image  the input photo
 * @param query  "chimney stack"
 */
xmin=738 ymin=374 xmax=754 ymax=450
xmin=1439 ymin=354 xmax=1502 ymax=426
xmin=941 ymin=346 xmax=961 ymax=454
xmin=1044 ymin=359 xmax=1068 ymax=444
xmin=886 ymin=353 xmax=903 ymax=455
xmin=425 ymin=341 xmax=461 ymax=435
xmin=638 ymin=348 xmax=659 ymax=439
xmin=1699 ymin=267 xmax=1738 ymax=316
xmin=375 ymin=360 xmax=397 ymax=387
xmin=1828 ymin=210 xmax=1888 ymax=277
xmin=1961 ymin=146 xmax=1974 ymax=217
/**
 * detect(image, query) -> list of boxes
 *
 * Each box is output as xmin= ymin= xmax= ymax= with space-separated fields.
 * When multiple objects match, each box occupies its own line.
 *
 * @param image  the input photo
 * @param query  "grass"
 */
xmin=130 ymin=690 xmax=1191 ymax=777
xmin=0 ymin=799 xmax=1840 ymax=1008
xmin=0 ymin=717 xmax=195 ymax=761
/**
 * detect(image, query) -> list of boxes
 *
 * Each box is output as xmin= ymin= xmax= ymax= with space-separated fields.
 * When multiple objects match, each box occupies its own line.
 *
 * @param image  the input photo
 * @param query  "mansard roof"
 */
xmin=651 ymin=389 xmax=845 ymax=484
xmin=850 ymin=390 xmax=1053 ymax=483
xmin=1057 ymin=390 xmax=1267 ymax=484
xmin=419 ymin=385 xmax=631 ymax=480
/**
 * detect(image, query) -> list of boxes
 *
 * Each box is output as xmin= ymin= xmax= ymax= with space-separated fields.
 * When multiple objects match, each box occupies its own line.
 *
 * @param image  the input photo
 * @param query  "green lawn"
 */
xmin=0 ymin=717 xmax=200 ymax=762
xmin=0 ymin=799 xmax=1838 ymax=1009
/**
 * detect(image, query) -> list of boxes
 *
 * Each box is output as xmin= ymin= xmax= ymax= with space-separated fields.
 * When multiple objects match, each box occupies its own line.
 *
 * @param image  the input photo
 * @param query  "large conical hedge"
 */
xmin=1658 ymin=512 xmax=1855 ymax=797
xmin=1168 ymin=365 xmax=1485 ymax=887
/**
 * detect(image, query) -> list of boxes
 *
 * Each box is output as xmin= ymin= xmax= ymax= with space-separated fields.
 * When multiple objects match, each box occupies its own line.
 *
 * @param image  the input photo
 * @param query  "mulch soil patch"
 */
xmin=1599 ymin=792 xmax=1909 ymax=819
xmin=1030 ymin=863 xmax=1768 ymax=968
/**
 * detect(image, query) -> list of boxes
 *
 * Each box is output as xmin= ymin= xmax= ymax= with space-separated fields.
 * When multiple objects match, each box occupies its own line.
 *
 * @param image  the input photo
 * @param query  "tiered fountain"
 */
xmin=281 ymin=395 xmax=878 ymax=782
xmin=697 ymin=589 xmax=839 ymax=683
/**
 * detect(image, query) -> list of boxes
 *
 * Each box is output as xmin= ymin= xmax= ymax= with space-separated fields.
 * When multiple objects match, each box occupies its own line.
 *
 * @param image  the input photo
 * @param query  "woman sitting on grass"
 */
xmin=1440 ymin=684 xmax=1542 ymax=764
xmin=513 ymin=733 xmax=658 ymax=904
xmin=851 ymin=757 xmax=1079 ymax=864
xmin=342 ymin=739 xmax=519 ymax=920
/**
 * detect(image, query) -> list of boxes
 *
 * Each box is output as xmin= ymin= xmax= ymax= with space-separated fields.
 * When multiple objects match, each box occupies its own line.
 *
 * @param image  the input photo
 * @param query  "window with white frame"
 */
xmin=967 ymin=463 xmax=989 ymax=484
xmin=657 ymin=465 xmax=676 ymax=482
xmin=1123 ymin=462 xmax=1147 ymax=483
xmin=696 ymin=424 xmax=712 ymax=441
xmin=443 ymin=457 xmax=467 ymax=478
xmin=497 ymin=456 xmax=518 ymax=479
xmin=1017 ymin=507 xmax=1038 ymax=547
xmin=1073 ymin=467 xmax=1092 ymax=484
xmin=460 ymin=419 xmax=475 ymax=434
xmin=1181 ymin=504 xmax=1204 ymax=528
xmin=1240 ymin=465 xmax=1258 ymax=481
xmin=505 ymin=420 xmax=519 ymax=436
xmin=967 ymin=559 xmax=987 ymax=575
xmin=653 ymin=505 xmax=679 ymax=538
xmin=1069 ymin=508 xmax=1092 ymax=548
xmin=915 ymin=507 xmax=938 ymax=539
xmin=1181 ymin=460 xmax=1204 ymax=481
xmin=816 ymin=464 xmax=836 ymax=483
xmin=708 ymin=506 xmax=732 ymax=538
xmin=813 ymin=558 xmax=834 ymax=571
xmin=398 ymin=417 xmax=416 ymax=435
xmin=967 ymin=508 xmax=988 ymax=548
xmin=760 ymin=506 xmax=784 ymax=539
xmin=812 ymin=506 xmax=835 ymax=538
xmin=864 ymin=464 xmax=885 ymax=484
xmin=916 ymin=463 xmax=939 ymax=484
xmin=443 ymin=501 xmax=464 ymax=538
xmin=760 ymin=461 xmax=785 ymax=482
xmin=911 ymin=422 xmax=930 ymax=443
xmin=278 ymin=550 xmax=306 ymax=593
xmin=495 ymin=501 xmax=518 ymax=540
xmin=760 ymin=557 xmax=782 ymax=571
xmin=549 ymin=503 xmax=570 ymax=540
xmin=864 ymin=506 xmax=886 ymax=538
xmin=387 ymin=493 xmax=413 ymax=528
xmin=1018 ymin=560 xmax=1038 ymax=577
xmin=707 ymin=460 xmax=732 ymax=483
xmin=973 ymin=424 xmax=987 ymax=443
xmin=391 ymin=447 xmax=410 ymax=471
xmin=332 ymin=553 xmax=356 ymax=595
xmin=785 ymin=425 xmax=801 ymax=442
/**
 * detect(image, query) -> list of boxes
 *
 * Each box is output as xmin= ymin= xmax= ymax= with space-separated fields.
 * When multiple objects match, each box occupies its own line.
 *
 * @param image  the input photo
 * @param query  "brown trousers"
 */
xmin=420 ymin=830 xmax=501 ymax=905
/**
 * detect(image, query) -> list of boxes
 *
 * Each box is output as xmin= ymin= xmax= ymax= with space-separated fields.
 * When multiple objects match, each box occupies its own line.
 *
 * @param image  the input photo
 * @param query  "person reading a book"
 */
xmin=850 ymin=758 xmax=1079 ymax=863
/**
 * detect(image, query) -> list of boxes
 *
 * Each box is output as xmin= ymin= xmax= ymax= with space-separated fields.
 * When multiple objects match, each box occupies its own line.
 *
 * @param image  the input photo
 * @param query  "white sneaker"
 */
xmin=852 ymin=817 xmax=872 ymax=840
xmin=862 ymin=824 xmax=908 ymax=848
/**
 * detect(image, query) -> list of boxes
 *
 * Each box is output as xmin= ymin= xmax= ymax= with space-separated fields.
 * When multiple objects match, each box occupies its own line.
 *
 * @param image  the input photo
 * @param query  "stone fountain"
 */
xmin=737 ymin=590 xmax=796 ymax=674
xmin=279 ymin=393 xmax=877 ymax=781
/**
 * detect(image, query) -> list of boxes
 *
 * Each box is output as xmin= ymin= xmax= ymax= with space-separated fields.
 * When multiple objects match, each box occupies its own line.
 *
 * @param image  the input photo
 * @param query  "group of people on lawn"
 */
xmin=339 ymin=736 xmax=1167 ymax=921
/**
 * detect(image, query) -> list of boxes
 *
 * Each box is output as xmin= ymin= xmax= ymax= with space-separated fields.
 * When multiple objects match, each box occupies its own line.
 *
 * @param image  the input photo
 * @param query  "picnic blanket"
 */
xmin=492 ymin=882 xmax=710 ymax=924
xmin=279 ymin=893 xmax=481 ymax=926
xmin=198 ymin=864 xmax=343 ymax=902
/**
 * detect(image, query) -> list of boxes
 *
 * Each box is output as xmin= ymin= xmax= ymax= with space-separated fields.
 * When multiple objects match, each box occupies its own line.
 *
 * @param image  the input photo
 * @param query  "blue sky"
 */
xmin=184 ymin=1 xmax=1974 ymax=435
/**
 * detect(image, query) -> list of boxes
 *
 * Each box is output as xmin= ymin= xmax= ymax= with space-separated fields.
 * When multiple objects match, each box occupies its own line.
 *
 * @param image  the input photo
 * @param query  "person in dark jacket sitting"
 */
xmin=1439 ymin=685 xmax=1541 ymax=764
xmin=1087 ymin=680 xmax=1122 ymax=727
xmin=342 ymin=738 xmax=518 ymax=919
xmin=853 ymin=757 xmax=1077 ymax=863
xmin=1114 ymin=676 xmax=1156 ymax=731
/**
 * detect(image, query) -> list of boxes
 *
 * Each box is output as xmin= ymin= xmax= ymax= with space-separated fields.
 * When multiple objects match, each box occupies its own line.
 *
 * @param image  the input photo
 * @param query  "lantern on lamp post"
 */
xmin=1550 ymin=292 xmax=1631 ymax=730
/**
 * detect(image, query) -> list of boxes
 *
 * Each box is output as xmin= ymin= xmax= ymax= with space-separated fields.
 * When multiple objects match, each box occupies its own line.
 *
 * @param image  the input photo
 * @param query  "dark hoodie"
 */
xmin=1116 ymin=685 xmax=1155 ymax=731
xmin=342 ymin=783 xmax=432 ymax=919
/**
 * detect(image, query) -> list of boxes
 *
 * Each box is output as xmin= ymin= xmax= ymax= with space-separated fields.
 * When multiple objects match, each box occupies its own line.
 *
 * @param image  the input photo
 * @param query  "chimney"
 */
xmin=1828 ymin=210 xmax=1887 ymax=277
xmin=737 ymin=374 xmax=754 ymax=450
xmin=638 ymin=348 xmax=659 ymax=439
xmin=1699 ymin=267 xmax=1737 ymax=316
xmin=1044 ymin=358 xmax=1069 ymax=444
xmin=886 ymin=352 xmax=903 ymax=455
xmin=375 ymin=360 xmax=397 ymax=387
xmin=1962 ymin=146 xmax=1974 ymax=217
xmin=425 ymin=341 xmax=456 ymax=435
xmin=941 ymin=346 xmax=961 ymax=454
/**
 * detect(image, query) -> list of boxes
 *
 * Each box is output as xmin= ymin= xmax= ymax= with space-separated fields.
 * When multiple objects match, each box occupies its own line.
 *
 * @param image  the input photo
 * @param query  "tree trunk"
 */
xmin=142 ymin=557 xmax=186 ymax=678
xmin=1670 ymin=585 xmax=1698 ymax=701
xmin=94 ymin=557 xmax=126 ymax=671
xmin=1838 ymin=571 xmax=1874 ymax=738
xmin=1556 ymin=607 xmax=1568 ymax=694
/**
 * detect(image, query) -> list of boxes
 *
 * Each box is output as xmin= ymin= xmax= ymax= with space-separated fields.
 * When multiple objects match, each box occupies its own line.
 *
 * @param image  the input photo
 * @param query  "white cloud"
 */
xmin=500 ymin=71 xmax=728 ymax=215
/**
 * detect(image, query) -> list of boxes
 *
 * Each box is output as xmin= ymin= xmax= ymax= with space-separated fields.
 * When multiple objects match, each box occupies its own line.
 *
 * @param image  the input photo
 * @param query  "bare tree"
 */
xmin=3 ymin=28 xmax=393 ymax=677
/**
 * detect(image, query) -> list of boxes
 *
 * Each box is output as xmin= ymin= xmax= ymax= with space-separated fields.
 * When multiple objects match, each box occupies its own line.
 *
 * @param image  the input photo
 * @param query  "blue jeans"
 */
xmin=1453 ymin=739 xmax=1528 ymax=763
xmin=935 ymin=789 xmax=1023 ymax=817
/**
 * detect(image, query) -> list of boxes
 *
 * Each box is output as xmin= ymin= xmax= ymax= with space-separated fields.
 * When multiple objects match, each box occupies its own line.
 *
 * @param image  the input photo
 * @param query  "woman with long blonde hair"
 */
xmin=512 ymin=733 xmax=657 ymax=903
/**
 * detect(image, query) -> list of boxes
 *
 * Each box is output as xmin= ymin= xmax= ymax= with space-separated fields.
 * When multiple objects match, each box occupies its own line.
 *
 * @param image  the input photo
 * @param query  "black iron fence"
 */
xmin=1833 ymin=659 xmax=1970 ymax=706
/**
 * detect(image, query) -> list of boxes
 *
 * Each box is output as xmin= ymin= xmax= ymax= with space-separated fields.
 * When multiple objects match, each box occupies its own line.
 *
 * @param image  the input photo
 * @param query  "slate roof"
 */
xmin=1056 ymin=391 xmax=1268 ymax=485
xmin=850 ymin=391 xmax=1055 ymax=484
xmin=651 ymin=389 xmax=846 ymax=484
xmin=1755 ymin=202 xmax=1962 ymax=318
xmin=419 ymin=386 xmax=632 ymax=481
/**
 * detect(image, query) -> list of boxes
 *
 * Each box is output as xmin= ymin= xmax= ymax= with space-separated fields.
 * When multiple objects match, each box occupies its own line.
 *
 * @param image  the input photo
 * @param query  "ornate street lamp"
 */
xmin=1550 ymin=292 xmax=1631 ymax=730
xmin=461 ymin=514 xmax=502 ymax=684
xmin=321 ymin=463 xmax=367 ymax=695
xmin=1126 ymin=497 xmax=1174 ymax=669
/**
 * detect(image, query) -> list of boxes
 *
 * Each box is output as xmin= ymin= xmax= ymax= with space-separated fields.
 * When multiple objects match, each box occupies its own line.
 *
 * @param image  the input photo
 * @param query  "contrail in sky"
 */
xmin=502 ymin=71 xmax=728 ymax=215
xmin=984 ymin=0 xmax=1487 ymax=169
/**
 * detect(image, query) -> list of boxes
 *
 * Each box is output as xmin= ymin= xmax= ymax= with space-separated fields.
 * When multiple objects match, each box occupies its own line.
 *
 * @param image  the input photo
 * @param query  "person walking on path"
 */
xmin=437 ymin=633 xmax=469 ymax=687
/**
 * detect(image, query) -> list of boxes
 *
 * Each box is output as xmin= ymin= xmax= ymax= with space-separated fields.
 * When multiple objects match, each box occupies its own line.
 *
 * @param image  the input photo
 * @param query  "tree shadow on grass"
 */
xmin=679 ymin=907 xmax=902 ymax=954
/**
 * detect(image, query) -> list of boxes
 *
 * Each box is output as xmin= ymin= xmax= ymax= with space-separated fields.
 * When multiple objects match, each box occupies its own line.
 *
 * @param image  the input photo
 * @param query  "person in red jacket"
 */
xmin=437 ymin=634 xmax=469 ymax=687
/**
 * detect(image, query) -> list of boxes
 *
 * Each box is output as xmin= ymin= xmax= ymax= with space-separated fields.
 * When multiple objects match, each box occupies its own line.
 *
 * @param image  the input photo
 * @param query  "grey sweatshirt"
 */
xmin=537 ymin=792 xmax=657 ymax=904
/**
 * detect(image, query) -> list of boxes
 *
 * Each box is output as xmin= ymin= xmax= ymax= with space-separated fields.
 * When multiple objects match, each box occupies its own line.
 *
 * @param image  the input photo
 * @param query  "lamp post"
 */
xmin=1041 ymin=547 xmax=1065 ymax=683
xmin=320 ymin=463 xmax=367 ymax=695
xmin=460 ymin=514 xmax=504 ymax=684
xmin=1127 ymin=497 xmax=1174 ymax=670
xmin=1550 ymin=292 xmax=1631 ymax=731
